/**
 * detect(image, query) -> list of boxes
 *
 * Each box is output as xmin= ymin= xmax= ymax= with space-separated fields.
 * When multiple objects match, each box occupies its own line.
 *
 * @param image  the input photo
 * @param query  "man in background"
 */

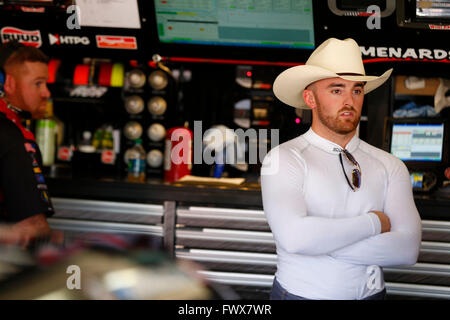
xmin=0 ymin=41 xmax=55 ymax=248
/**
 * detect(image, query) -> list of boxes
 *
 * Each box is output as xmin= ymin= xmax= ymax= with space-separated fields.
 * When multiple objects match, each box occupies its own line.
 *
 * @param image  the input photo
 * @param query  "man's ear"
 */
xmin=3 ymin=73 xmax=16 ymax=96
xmin=303 ymin=89 xmax=316 ymax=109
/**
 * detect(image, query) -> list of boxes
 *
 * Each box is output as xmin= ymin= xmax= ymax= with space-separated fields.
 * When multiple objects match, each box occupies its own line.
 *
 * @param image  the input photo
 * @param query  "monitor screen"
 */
xmin=154 ymin=0 xmax=315 ymax=50
xmin=390 ymin=123 xmax=445 ymax=161
xmin=416 ymin=0 xmax=450 ymax=19
xmin=397 ymin=0 xmax=450 ymax=29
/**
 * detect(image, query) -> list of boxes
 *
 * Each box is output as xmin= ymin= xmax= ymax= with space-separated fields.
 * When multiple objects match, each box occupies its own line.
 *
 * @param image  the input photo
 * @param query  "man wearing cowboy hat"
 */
xmin=261 ymin=38 xmax=422 ymax=300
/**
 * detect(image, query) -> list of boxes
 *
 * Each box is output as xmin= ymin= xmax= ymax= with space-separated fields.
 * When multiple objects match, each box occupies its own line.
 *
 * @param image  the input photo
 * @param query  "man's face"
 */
xmin=9 ymin=61 xmax=50 ymax=119
xmin=307 ymin=77 xmax=364 ymax=135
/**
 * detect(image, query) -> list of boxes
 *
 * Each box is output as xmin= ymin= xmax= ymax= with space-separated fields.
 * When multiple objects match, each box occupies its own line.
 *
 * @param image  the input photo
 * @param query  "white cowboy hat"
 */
xmin=273 ymin=38 xmax=393 ymax=109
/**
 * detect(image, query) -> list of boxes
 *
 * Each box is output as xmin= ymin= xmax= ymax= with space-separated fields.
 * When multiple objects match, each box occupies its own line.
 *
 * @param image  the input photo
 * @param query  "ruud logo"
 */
xmin=1 ymin=27 xmax=42 ymax=48
xmin=48 ymin=33 xmax=90 ymax=46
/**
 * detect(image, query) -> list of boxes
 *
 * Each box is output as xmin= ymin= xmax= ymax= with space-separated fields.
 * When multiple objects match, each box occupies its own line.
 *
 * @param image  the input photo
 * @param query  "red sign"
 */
xmin=429 ymin=24 xmax=450 ymax=30
xmin=101 ymin=149 xmax=116 ymax=165
xmin=20 ymin=6 xmax=45 ymax=13
xmin=0 ymin=27 xmax=42 ymax=48
xmin=57 ymin=146 xmax=73 ymax=161
xmin=445 ymin=167 xmax=450 ymax=180
xmin=96 ymin=35 xmax=137 ymax=50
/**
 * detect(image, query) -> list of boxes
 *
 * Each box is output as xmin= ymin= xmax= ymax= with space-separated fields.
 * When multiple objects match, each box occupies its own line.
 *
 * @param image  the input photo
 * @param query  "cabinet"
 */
xmin=45 ymin=178 xmax=450 ymax=300
xmin=392 ymin=75 xmax=441 ymax=115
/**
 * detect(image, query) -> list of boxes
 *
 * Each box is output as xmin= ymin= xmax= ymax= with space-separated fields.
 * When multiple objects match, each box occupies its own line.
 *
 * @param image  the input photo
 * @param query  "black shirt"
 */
xmin=0 ymin=106 xmax=54 ymax=223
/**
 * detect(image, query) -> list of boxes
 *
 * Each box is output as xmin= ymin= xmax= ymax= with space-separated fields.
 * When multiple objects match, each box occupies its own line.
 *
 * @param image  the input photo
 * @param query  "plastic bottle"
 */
xmin=127 ymin=138 xmax=146 ymax=182
xmin=78 ymin=131 xmax=95 ymax=153
xmin=92 ymin=126 xmax=104 ymax=150
xmin=99 ymin=125 xmax=117 ymax=165
xmin=35 ymin=100 xmax=56 ymax=166
xmin=101 ymin=125 xmax=114 ymax=150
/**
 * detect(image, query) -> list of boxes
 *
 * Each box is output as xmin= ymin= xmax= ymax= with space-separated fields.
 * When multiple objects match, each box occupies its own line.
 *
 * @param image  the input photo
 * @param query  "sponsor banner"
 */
xmin=48 ymin=33 xmax=90 ymax=46
xmin=24 ymin=142 xmax=36 ymax=153
xmin=35 ymin=173 xmax=45 ymax=184
xmin=41 ymin=190 xmax=49 ymax=203
xmin=20 ymin=6 xmax=45 ymax=13
xmin=69 ymin=86 xmax=108 ymax=98
xmin=96 ymin=35 xmax=137 ymax=50
xmin=360 ymin=46 xmax=450 ymax=61
xmin=428 ymin=25 xmax=450 ymax=30
xmin=0 ymin=26 xmax=42 ymax=48
xmin=37 ymin=184 xmax=48 ymax=191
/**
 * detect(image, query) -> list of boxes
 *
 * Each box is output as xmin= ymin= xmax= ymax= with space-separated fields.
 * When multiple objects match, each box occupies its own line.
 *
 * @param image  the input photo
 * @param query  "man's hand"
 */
xmin=0 ymin=224 xmax=22 ymax=244
xmin=371 ymin=211 xmax=391 ymax=233
xmin=10 ymin=213 xmax=51 ymax=248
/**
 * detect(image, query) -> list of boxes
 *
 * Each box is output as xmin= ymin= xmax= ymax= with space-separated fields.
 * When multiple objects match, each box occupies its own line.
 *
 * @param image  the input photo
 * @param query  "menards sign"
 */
xmin=360 ymin=46 xmax=450 ymax=61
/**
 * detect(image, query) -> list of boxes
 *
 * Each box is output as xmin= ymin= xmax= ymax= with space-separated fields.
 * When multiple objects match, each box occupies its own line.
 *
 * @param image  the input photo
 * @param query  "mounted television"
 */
xmin=384 ymin=117 xmax=449 ymax=170
xmin=397 ymin=0 xmax=450 ymax=30
xmin=151 ymin=0 xmax=317 ymax=62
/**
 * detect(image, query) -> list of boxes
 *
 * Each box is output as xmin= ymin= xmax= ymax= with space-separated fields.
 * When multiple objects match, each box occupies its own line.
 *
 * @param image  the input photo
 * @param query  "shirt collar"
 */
xmin=303 ymin=127 xmax=360 ymax=154
xmin=0 ymin=98 xmax=21 ymax=125
xmin=0 ymin=98 xmax=35 ymax=141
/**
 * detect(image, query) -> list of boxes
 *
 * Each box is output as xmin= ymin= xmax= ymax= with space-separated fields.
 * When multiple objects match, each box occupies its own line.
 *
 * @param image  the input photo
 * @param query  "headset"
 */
xmin=0 ymin=41 xmax=32 ymax=119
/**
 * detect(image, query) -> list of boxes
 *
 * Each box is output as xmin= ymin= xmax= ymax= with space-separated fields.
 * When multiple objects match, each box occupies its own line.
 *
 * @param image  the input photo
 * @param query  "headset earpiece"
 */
xmin=0 ymin=68 xmax=5 ymax=91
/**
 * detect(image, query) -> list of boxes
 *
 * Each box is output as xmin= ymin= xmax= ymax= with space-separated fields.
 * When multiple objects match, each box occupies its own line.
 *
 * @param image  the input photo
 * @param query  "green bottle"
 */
xmin=36 ymin=100 xmax=56 ymax=166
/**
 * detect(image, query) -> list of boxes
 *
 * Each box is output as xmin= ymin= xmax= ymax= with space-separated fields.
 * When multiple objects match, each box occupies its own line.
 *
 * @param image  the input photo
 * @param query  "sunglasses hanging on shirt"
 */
xmin=339 ymin=149 xmax=361 ymax=192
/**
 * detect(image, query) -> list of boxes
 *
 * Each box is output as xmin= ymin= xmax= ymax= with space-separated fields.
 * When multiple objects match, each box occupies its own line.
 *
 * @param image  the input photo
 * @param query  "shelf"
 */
xmin=395 ymin=75 xmax=440 ymax=97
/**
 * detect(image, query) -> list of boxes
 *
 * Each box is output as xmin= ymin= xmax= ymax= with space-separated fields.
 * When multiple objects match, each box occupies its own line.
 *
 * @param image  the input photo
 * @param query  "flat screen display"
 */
xmin=416 ymin=0 xmax=450 ymax=18
xmin=154 ymin=0 xmax=315 ymax=50
xmin=390 ymin=123 xmax=445 ymax=161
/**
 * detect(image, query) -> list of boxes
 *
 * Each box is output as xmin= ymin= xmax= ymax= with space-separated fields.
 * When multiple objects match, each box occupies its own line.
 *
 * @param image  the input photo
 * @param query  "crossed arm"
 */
xmin=260 ymin=148 xmax=422 ymax=267
xmin=328 ymin=166 xmax=422 ymax=267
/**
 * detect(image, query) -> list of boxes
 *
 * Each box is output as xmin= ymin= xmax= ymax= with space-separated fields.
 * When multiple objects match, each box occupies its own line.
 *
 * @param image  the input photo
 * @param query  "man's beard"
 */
xmin=316 ymin=101 xmax=360 ymax=135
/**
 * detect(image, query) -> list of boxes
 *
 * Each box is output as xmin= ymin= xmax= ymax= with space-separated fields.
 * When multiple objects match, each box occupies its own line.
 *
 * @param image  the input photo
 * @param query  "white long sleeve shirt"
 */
xmin=260 ymin=128 xmax=422 ymax=300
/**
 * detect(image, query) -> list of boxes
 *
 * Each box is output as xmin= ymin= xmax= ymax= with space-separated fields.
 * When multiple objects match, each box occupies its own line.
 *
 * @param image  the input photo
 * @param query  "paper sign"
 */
xmin=75 ymin=0 xmax=141 ymax=29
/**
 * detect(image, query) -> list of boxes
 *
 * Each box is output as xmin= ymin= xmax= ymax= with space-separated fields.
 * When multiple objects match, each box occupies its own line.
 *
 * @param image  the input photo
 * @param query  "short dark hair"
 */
xmin=1 ymin=42 xmax=49 ymax=70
